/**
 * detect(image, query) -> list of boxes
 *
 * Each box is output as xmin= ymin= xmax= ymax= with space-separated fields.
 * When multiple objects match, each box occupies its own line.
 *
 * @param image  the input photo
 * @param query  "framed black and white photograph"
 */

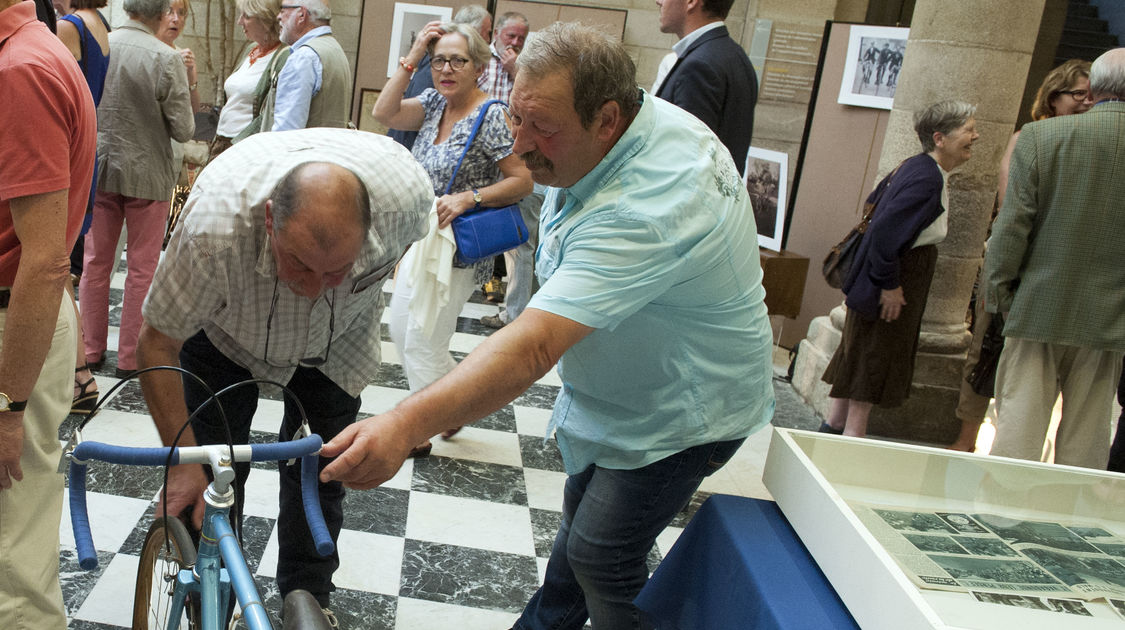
xmin=744 ymin=147 xmax=788 ymax=252
xmin=387 ymin=2 xmax=452 ymax=78
xmin=837 ymin=25 xmax=909 ymax=109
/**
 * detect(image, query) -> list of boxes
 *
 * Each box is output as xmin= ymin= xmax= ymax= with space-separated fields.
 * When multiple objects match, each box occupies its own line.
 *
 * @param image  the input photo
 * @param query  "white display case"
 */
xmin=763 ymin=428 xmax=1125 ymax=629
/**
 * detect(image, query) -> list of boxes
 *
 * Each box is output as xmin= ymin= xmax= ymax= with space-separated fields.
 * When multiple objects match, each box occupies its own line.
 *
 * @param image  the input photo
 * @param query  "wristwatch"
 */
xmin=472 ymin=189 xmax=482 ymax=210
xmin=0 ymin=392 xmax=26 ymax=412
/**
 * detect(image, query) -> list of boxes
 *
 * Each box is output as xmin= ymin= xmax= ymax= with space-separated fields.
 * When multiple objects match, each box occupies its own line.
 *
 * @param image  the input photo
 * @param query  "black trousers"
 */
xmin=179 ymin=330 xmax=359 ymax=607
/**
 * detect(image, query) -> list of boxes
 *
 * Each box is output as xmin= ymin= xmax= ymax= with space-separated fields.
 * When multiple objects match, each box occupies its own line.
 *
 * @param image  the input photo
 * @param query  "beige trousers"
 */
xmin=992 ymin=336 xmax=1124 ymax=469
xmin=0 ymin=293 xmax=75 ymax=629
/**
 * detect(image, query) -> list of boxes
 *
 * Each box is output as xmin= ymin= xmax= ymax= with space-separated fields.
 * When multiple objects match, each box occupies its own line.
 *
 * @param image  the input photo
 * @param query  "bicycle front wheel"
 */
xmin=134 ymin=516 xmax=200 ymax=630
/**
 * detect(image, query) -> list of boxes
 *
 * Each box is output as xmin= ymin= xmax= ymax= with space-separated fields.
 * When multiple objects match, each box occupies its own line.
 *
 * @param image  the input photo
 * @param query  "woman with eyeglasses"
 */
xmin=156 ymin=0 xmax=200 ymax=113
xmin=948 ymin=59 xmax=1092 ymax=452
xmin=374 ymin=21 xmax=532 ymax=457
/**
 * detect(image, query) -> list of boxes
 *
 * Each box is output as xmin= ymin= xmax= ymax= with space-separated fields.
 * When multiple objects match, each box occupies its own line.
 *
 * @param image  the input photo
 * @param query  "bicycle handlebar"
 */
xmin=68 ymin=435 xmax=334 ymax=569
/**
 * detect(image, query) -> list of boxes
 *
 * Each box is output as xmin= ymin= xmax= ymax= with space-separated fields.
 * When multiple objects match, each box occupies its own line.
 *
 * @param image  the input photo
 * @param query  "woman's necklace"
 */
xmin=249 ymin=42 xmax=280 ymax=66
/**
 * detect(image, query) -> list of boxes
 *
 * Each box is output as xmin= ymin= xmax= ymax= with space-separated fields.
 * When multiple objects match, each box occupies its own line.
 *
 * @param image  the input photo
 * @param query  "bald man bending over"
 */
xmin=137 ymin=128 xmax=432 ymax=612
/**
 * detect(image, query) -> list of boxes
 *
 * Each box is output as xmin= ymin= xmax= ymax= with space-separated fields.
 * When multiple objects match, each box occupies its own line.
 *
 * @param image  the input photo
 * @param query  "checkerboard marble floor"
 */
xmin=61 ymin=271 xmax=799 ymax=629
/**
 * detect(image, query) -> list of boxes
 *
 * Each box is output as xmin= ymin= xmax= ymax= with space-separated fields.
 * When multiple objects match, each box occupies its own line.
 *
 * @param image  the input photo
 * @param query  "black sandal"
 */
xmin=72 ymin=364 xmax=99 ymax=415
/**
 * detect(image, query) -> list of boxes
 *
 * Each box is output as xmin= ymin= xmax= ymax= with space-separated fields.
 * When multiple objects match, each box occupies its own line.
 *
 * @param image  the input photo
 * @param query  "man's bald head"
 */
xmin=268 ymin=162 xmax=370 ymax=249
xmin=266 ymin=162 xmax=370 ymax=298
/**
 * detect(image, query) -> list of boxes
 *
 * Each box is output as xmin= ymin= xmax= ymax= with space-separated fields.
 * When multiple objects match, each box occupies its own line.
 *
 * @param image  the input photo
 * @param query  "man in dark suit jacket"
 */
xmin=654 ymin=0 xmax=758 ymax=174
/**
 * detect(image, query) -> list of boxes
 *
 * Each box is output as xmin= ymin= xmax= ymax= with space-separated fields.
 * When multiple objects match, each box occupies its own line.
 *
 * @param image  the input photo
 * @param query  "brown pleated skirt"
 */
xmin=822 ymin=244 xmax=938 ymax=407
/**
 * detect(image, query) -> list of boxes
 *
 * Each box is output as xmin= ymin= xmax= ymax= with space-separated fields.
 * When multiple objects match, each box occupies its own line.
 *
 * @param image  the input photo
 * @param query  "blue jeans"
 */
xmin=514 ymin=437 xmax=746 ymax=630
xmin=179 ymin=331 xmax=359 ymax=607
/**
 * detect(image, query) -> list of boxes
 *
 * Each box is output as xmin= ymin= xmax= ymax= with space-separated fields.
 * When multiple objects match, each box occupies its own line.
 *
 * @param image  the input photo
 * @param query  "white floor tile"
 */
xmin=449 ymin=331 xmax=486 ymax=354
xmin=241 ymin=467 xmax=281 ymax=520
xmin=332 ymin=529 xmax=405 ymax=595
xmin=72 ymin=553 xmax=140 ymax=627
xmin=655 ymin=526 xmax=684 ymax=559
xmin=394 ymin=596 xmax=519 ymax=630
xmin=359 ymin=385 xmax=412 ymax=415
xmin=382 ymin=455 xmax=415 ymax=491
xmin=523 ymin=468 xmax=566 ymax=512
xmin=405 ymin=492 xmax=534 ymax=556
xmin=430 ymin=426 xmax=522 ymax=467
xmin=535 ymin=557 xmax=548 ymax=584
xmin=74 ymin=409 xmax=164 ymax=447
xmin=61 ymin=490 xmax=151 ymax=552
xmin=248 ymin=398 xmax=285 ymax=435
xmin=380 ymin=339 xmax=401 ymax=365
xmin=514 ymin=406 xmax=553 ymax=438
xmin=256 ymin=527 xmax=280 ymax=577
xmin=697 ymin=425 xmax=772 ymax=500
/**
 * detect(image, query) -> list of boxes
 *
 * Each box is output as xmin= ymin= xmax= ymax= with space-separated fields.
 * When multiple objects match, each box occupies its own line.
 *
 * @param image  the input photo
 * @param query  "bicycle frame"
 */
xmin=66 ymin=435 xmax=334 ymax=630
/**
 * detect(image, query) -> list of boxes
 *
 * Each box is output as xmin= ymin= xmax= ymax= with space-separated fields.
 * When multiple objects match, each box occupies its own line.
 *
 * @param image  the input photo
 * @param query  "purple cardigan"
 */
xmin=842 ymin=153 xmax=944 ymax=320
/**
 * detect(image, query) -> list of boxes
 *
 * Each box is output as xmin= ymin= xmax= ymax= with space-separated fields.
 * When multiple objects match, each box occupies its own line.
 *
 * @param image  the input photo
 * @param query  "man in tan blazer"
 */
xmin=984 ymin=48 xmax=1125 ymax=469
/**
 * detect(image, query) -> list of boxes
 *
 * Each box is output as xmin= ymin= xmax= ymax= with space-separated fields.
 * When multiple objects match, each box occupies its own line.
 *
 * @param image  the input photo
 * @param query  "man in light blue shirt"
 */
xmin=266 ymin=0 xmax=351 ymax=131
xmin=321 ymin=21 xmax=774 ymax=630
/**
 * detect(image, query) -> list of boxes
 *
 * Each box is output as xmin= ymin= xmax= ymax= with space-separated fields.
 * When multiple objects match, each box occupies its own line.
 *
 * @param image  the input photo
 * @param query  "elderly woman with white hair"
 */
xmin=79 ymin=0 xmax=194 ymax=378
xmin=820 ymin=100 xmax=980 ymax=437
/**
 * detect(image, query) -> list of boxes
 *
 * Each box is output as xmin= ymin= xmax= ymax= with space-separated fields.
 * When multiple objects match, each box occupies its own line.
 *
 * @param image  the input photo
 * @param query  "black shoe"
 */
xmin=817 ymin=422 xmax=843 ymax=435
xmin=88 ymin=352 xmax=106 ymax=372
xmin=114 ymin=367 xmax=135 ymax=380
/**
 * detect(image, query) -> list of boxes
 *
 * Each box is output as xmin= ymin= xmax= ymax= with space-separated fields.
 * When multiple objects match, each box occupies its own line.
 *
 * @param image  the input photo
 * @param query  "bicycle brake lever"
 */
xmin=57 ymin=429 xmax=83 ymax=474
xmin=286 ymin=421 xmax=314 ymax=466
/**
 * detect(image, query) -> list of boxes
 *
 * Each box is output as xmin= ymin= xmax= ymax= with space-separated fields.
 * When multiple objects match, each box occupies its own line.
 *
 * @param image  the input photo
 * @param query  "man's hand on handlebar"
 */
xmin=157 ymin=463 xmax=210 ymax=530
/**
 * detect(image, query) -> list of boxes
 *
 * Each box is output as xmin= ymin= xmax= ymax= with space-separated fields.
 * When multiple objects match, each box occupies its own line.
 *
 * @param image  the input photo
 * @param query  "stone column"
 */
xmin=791 ymin=0 xmax=1051 ymax=443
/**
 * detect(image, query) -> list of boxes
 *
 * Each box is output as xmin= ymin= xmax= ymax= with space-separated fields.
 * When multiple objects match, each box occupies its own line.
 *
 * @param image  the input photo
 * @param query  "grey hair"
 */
xmin=495 ymin=11 xmax=528 ymax=32
xmin=124 ymin=0 xmax=170 ymax=20
xmin=300 ymin=0 xmax=330 ymax=22
xmin=1090 ymin=48 xmax=1125 ymax=100
xmin=431 ymin=22 xmax=491 ymax=69
xmin=914 ymin=100 xmax=976 ymax=152
xmin=516 ymin=22 xmax=639 ymax=128
xmin=453 ymin=4 xmax=490 ymax=32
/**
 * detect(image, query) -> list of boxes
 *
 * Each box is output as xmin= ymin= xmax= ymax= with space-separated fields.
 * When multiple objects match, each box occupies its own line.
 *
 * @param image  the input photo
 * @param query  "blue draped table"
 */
xmin=635 ymin=494 xmax=860 ymax=629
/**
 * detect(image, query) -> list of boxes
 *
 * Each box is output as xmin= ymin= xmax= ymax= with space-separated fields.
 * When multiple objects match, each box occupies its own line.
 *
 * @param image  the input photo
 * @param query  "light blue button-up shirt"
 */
xmin=271 ymin=25 xmax=331 ymax=131
xmin=528 ymin=92 xmax=775 ymax=475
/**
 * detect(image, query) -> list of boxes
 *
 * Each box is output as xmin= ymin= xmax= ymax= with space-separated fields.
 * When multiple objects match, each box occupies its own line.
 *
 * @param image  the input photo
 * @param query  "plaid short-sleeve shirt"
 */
xmin=142 ymin=129 xmax=433 ymax=396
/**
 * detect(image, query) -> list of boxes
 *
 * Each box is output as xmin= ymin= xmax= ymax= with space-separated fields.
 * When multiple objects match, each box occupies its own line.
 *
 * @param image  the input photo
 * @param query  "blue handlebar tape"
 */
xmin=68 ymin=435 xmax=325 ymax=571
xmin=250 ymin=435 xmax=323 ymax=461
xmin=301 ymin=453 xmax=335 ymax=556
xmin=72 ymin=442 xmax=181 ymax=466
xmin=68 ymin=462 xmax=99 ymax=569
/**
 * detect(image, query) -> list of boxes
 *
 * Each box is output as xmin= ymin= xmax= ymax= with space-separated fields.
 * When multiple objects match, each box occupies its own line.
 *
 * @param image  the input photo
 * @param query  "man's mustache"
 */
xmin=519 ymin=150 xmax=553 ymax=171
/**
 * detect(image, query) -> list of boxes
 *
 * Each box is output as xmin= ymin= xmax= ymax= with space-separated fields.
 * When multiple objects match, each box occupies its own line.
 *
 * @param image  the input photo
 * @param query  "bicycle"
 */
xmin=62 ymin=369 xmax=338 ymax=629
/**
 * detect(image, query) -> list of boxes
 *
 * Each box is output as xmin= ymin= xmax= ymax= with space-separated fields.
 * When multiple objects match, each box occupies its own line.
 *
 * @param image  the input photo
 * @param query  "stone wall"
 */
xmin=102 ymin=0 xmax=364 ymax=108
xmin=102 ymin=0 xmax=865 ymax=163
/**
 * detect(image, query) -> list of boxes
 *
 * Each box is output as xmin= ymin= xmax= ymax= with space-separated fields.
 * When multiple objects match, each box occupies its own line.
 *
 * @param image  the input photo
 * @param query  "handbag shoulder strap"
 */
xmin=859 ymin=159 xmax=907 ymax=227
xmin=443 ymin=98 xmax=506 ymax=196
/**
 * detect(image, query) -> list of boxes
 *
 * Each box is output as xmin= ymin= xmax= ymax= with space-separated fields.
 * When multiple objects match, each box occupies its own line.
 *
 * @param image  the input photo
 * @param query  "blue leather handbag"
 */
xmin=445 ymin=100 xmax=530 ymax=265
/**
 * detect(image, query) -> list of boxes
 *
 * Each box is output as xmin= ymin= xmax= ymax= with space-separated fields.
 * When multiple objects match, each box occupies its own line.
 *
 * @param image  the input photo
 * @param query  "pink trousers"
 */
xmin=79 ymin=191 xmax=168 ymax=371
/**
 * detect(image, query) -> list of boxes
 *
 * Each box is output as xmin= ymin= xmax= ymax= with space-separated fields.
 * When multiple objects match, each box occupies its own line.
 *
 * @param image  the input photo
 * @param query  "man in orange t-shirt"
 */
xmin=0 ymin=0 xmax=96 ymax=625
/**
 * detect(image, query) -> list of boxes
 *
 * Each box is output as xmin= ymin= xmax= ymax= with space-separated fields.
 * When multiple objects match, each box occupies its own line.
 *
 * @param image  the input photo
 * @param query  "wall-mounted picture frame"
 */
xmin=387 ymin=2 xmax=452 ymax=79
xmin=744 ymin=147 xmax=788 ymax=252
xmin=837 ymin=25 xmax=909 ymax=110
xmin=358 ymin=89 xmax=387 ymax=135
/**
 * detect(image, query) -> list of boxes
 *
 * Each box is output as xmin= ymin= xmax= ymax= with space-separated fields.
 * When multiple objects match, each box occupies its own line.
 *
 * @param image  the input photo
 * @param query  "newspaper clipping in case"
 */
xmin=851 ymin=501 xmax=1125 ymax=606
